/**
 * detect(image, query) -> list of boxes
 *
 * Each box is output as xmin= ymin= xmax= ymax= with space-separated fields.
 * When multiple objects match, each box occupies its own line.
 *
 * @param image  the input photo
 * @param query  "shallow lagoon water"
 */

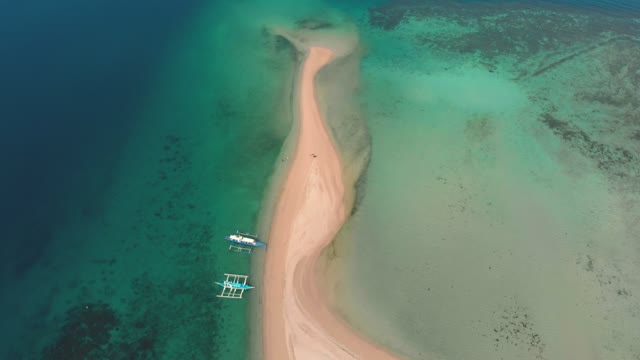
xmin=332 ymin=1 xmax=640 ymax=359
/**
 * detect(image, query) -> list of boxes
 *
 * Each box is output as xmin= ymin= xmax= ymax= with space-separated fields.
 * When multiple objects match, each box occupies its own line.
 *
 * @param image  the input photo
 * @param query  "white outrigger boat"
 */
xmin=215 ymin=273 xmax=253 ymax=299
xmin=225 ymin=230 xmax=267 ymax=254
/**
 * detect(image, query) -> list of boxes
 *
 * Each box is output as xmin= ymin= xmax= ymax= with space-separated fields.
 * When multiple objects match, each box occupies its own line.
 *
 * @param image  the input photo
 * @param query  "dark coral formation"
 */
xmin=296 ymin=18 xmax=333 ymax=30
xmin=42 ymin=301 xmax=157 ymax=360
xmin=577 ymin=254 xmax=636 ymax=301
xmin=37 ymin=131 xmax=230 ymax=358
xmin=368 ymin=0 xmax=412 ymax=30
xmin=525 ymin=36 xmax=639 ymax=79
xmin=41 ymin=260 xmax=224 ymax=359
xmin=368 ymin=0 xmax=640 ymax=65
xmin=541 ymin=113 xmax=635 ymax=176
xmin=121 ymin=250 xmax=225 ymax=358
xmin=43 ymin=303 xmax=119 ymax=360
xmin=153 ymin=134 xmax=197 ymax=222
xmin=575 ymin=40 xmax=640 ymax=110
xmin=491 ymin=301 xmax=545 ymax=359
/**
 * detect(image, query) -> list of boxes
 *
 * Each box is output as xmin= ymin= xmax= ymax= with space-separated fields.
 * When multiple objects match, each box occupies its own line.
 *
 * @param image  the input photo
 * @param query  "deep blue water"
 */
xmin=0 ymin=0 xmax=206 ymax=282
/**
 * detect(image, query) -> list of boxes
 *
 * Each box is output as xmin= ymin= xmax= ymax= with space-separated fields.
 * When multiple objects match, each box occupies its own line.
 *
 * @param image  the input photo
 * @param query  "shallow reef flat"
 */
xmin=330 ymin=1 xmax=640 ymax=359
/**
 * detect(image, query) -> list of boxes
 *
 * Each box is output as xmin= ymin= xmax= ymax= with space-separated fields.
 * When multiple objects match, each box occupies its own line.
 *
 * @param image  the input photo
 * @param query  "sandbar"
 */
xmin=261 ymin=46 xmax=400 ymax=359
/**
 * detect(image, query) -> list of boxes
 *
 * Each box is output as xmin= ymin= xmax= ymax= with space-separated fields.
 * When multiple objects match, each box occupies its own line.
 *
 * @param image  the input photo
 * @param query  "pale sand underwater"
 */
xmin=327 ymin=2 xmax=640 ymax=360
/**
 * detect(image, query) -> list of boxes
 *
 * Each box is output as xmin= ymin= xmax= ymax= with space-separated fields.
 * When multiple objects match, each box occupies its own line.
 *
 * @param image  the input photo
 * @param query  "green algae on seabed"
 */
xmin=330 ymin=1 xmax=640 ymax=360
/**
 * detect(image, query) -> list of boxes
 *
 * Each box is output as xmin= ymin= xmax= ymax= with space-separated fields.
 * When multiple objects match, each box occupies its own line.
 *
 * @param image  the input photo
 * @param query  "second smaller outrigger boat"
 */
xmin=225 ymin=230 xmax=267 ymax=250
xmin=215 ymin=273 xmax=253 ymax=299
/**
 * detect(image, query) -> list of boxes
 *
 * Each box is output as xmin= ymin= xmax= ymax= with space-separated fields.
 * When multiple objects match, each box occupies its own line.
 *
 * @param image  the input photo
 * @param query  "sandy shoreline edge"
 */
xmin=255 ymin=43 xmax=400 ymax=359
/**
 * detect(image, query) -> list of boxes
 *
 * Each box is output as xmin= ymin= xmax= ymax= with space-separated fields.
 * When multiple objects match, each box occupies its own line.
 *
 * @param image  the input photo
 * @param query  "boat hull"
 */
xmin=215 ymin=281 xmax=254 ymax=290
xmin=225 ymin=234 xmax=267 ymax=248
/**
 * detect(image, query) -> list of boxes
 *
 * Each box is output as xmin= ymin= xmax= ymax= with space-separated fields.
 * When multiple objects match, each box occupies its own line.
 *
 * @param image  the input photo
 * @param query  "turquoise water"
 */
xmin=1 ymin=1 xmax=296 ymax=358
xmin=4 ymin=0 xmax=639 ymax=359
xmin=331 ymin=1 xmax=640 ymax=359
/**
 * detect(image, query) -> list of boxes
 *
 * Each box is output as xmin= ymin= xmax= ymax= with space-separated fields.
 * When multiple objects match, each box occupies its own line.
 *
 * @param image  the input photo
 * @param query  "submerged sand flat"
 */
xmin=330 ymin=2 xmax=640 ymax=360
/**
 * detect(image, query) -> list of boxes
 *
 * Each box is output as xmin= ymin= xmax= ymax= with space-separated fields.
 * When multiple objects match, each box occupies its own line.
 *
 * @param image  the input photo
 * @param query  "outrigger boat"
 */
xmin=225 ymin=231 xmax=267 ymax=254
xmin=215 ymin=273 xmax=253 ymax=299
